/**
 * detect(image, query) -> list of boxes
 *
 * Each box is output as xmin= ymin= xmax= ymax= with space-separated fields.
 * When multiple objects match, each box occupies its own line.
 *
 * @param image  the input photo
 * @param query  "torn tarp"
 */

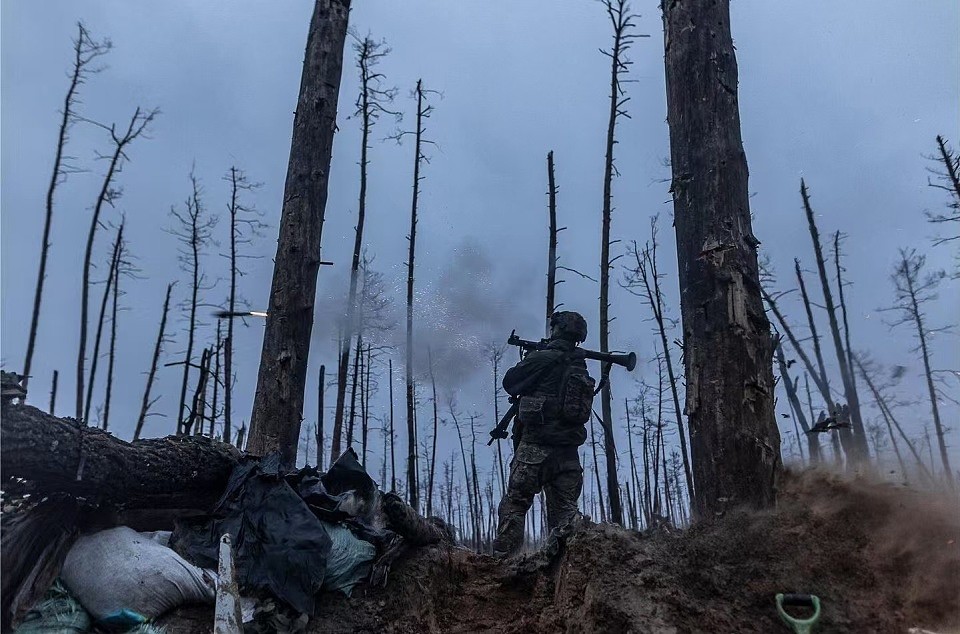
xmin=170 ymin=453 xmax=333 ymax=615
xmin=170 ymin=449 xmax=394 ymax=616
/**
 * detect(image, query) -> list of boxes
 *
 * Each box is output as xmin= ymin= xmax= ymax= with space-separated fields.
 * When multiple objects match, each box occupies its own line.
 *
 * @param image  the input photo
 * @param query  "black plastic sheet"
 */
xmin=171 ymin=453 xmax=332 ymax=615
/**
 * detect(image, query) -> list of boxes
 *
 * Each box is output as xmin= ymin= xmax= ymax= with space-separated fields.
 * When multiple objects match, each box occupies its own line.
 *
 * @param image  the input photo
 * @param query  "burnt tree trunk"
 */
xmin=49 ymin=370 xmax=59 ymax=415
xmin=248 ymin=0 xmax=351 ymax=469
xmin=24 ymin=24 xmax=109 ymax=397
xmin=77 ymin=108 xmax=155 ymax=421
xmin=404 ymin=79 xmax=430 ymax=509
xmin=316 ymin=364 xmax=325 ymax=470
xmin=1 ymin=404 xmax=238 ymax=508
xmin=800 ymin=181 xmax=869 ymax=461
xmin=84 ymin=224 xmax=123 ymax=425
xmin=545 ymin=150 xmax=559 ymax=337
xmin=774 ymin=339 xmax=820 ymax=462
xmin=135 ymin=283 xmax=173 ymax=440
xmin=101 ymin=230 xmax=123 ymax=432
xmin=598 ymin=0 xmax=637 ymax=526
xmin=662 ymin=0 xmax=781 ymax=517
xmin=426 ymin=348 xmax=439 ymax=516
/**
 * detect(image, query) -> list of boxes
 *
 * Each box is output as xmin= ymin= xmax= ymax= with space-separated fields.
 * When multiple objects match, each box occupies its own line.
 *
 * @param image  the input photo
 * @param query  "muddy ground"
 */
xmin=165 ymin=470 xmax=960 ymax=633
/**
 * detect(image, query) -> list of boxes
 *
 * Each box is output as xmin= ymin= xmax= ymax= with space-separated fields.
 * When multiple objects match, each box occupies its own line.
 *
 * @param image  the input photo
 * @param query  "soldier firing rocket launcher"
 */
xmin=488 ymin=328 xmax=636 ymax=445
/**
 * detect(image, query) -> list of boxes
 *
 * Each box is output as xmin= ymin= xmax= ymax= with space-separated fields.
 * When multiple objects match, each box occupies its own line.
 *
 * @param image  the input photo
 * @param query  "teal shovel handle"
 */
xmin=776 ymin=593 xmax=821 ymax=634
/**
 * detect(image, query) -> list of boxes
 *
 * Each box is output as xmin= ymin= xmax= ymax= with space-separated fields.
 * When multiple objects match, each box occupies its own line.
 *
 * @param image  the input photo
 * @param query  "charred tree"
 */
xmin=773 ymin=338 xmax=820 ymax=462
xmin=389 ymin=358 xmax=396 ymax=491
xmin=76 ymin=107 xmax=156 ymax=421
xmin=101 ymin=227 xmax=127 ymax=432
xmin=135 ymin=283 xmax=174 ymax=440
xmin=925 ymin=135 xmax=960 ymax=258
xmin=589 ymin=411 xmax=607 ymax=522
xmin=248 ymin=0 xmax=351 ymax=469
xmin=885 ymin=249 xmax=954 ymax=489
xmin=24 ymin=23 xmax=110 ymax=396
xmin=855 ymin=354 xmax=934 ymax=485
xmin=316 ymin=364 xmax=325 ymax=470
xmin=171 ymin=172 xmax=216 ymax=435
xmin=545 ymin=150 xmax=560 ymax=337
xmin=662 ymin=0 xmax=781 ymax=516
xmin=83 ymin=224 xmax=123 ymax=425
xmin=399 ymin=79 xmax=436 ymax=508
xmin=598 ymin=0 xmax=640 ymax=526
xmin=794 ymin=260 xmax=834 ymax=410
xmin=49 ymin=370 xmax=59 ymax=415
xmin=209 ymin=322 xmax=222 ymax=438
xmin=426 ymin=348 xmax=440 ymax=516
xmin=800 ymin=181 xmax=869 ymax=461
xmin=623 ymin=216 xmax=694 ymax=501
xmin=332 ymin=35 xmax=397 ymax=459
xmin=222 ymin=166 xmax=263 ymax=445
xmin=346 ymin=334 xmax=362 ymax=447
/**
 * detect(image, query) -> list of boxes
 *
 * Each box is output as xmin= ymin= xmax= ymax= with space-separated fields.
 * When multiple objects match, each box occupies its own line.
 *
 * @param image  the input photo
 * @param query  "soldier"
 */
xmin=492 ymin=311 xmax=595 ymax=557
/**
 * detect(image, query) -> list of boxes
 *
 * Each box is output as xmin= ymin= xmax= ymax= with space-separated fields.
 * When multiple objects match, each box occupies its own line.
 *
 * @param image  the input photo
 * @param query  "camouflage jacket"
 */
xmin=502 ymin=339 xmax=589 ymax=447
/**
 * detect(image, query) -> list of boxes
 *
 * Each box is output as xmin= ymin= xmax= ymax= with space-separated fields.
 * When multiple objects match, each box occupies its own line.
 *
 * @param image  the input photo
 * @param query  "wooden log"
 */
xmin=1 ymin=404 xmax=239 ymax=508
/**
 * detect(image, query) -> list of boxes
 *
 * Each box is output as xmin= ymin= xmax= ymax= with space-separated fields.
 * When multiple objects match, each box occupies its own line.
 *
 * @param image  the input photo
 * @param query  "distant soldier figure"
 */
xmin=492 ymin=311 xmax=596 ymax=557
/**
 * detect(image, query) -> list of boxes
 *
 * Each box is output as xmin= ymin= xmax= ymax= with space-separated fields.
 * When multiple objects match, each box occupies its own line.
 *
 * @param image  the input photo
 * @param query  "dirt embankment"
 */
xmin=315 ymin=470 xmax=960 ymax=633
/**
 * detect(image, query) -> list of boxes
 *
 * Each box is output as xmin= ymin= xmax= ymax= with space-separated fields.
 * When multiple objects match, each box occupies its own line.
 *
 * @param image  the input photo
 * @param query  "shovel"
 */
xmin=776 ymin=593 xmax=821 ymax=634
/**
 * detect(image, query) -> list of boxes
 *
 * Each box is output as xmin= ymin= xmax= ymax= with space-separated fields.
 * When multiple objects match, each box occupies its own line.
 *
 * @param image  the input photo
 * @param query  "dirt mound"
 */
xmin=314 ymin=470 xmax=960 ymax=633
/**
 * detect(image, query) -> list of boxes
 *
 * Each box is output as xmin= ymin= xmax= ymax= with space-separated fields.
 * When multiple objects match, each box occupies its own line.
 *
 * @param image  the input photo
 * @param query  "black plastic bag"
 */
xmin=171 ymin=453 xmax=332 ymax=615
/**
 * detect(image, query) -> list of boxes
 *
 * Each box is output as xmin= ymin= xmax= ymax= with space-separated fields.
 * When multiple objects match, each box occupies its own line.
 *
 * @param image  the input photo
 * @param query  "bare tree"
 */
xmin=799 ymin=181 xmax=869 ymax=461
xmin=248 ymin=0 xmax=351 ymax=468
xmin=883 ymin=249 xmax=954 ymax=489
xmin=101 ymin=223 xmax=134 ymax=432
xmin=773 ymin=338 xmax=820 ymax=462
xmin=397 ymin=79 xmax=437 ymax=508
xmin=83 ymin=224 xmax=123 ymax=425
xmin=209 ymin=322 xmax=223 ymax=438
xmin=49 ymin=370 xmax=59 ymax=414
xmin=170 ymin=171 xmax=217 ymax=435
xmin=388 ymin=358 xmax=396 ymax=491
xmin=426 ymin=348 xmax=440 ymax=516
xmin=24 ymin=23 xmax=111 ymax=396
xmin=76 ymin=106 xmax=156 ymax=421
xmin=135 ymin=283 xmax=174 ymax=440
xmin=222 ymin=166 xmax=263 ymax=445
xmin=316 ymin=364 xmax=326 ymax=470
xmin=855 ymin=354 xmax=933 ymax=485
xmin=623 ymin=216 xmax=694 ymax=501
xmin=484 ymin=342 xmax=508 ymax=495
xmin=663 ymin=0 xmax=780 ymax=516
xmin=598 ymin=0 xmax=642 ymax=526
xmin=332 ymin=35 xmax=398 ymax=458
xmin=545 ymin=150 xmax=560 ymax=336
xmin=926 ymin=136 xmax=960 ymax=240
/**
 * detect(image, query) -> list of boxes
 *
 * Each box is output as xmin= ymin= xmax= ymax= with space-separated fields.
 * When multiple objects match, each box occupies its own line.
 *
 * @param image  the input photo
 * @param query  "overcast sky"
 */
xmin=2 ymin=0 xmax=958 ymax=482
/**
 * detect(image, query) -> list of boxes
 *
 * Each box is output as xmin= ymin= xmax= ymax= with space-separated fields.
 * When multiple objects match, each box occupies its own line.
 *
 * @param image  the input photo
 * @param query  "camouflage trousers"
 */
xmin=492 ymin=441 xmax=583 ymax=555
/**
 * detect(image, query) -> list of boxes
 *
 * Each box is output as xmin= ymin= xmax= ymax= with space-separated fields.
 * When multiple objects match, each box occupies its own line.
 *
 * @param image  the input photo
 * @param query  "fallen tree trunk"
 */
xmin=1 ymin=404 xmax=239 ymax=508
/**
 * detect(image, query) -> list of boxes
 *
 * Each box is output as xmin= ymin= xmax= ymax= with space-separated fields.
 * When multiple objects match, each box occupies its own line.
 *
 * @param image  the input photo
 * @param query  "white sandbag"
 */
xmin=61 ymin=526 xmax=215 ymax=621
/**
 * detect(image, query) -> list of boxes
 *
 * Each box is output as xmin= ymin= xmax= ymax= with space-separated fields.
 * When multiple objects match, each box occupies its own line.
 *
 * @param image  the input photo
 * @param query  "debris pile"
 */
xmin=1 ymin=402 xmax=452 ymax=633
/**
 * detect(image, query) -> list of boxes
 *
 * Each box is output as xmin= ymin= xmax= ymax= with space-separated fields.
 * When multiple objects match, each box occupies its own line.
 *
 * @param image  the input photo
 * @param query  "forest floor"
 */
xmin=165 ymin=469 xmax=960 ymax=633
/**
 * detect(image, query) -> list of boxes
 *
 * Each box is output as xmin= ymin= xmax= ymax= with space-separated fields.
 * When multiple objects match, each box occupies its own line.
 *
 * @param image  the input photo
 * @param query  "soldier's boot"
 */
xmin=492 ymin=513 xmax=524 ymax=558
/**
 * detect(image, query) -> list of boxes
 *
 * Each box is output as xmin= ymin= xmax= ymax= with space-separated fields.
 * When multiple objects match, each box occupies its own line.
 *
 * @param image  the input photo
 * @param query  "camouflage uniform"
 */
xmin=492 ymin=313 xmax=590 ymax=556
xmin=494 ymin=441 xmax=583 ymax=555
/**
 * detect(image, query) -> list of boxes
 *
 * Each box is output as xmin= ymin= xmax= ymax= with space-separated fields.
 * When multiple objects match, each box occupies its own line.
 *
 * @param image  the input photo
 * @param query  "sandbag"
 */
xmin=321 ymin=522 xmax=376 ymax=596
xmin=61 ymin=526 xmax=215 ymax=621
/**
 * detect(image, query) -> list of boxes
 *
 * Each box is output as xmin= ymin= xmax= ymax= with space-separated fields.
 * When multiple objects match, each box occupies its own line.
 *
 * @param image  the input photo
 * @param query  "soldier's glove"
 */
xmin=489 ymin=428 xmax=509 ymax=441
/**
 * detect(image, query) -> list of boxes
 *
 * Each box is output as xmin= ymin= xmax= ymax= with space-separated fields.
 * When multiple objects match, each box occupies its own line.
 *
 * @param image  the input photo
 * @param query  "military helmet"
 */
xmin=549 ymin=311 xmax=588 ymax=343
